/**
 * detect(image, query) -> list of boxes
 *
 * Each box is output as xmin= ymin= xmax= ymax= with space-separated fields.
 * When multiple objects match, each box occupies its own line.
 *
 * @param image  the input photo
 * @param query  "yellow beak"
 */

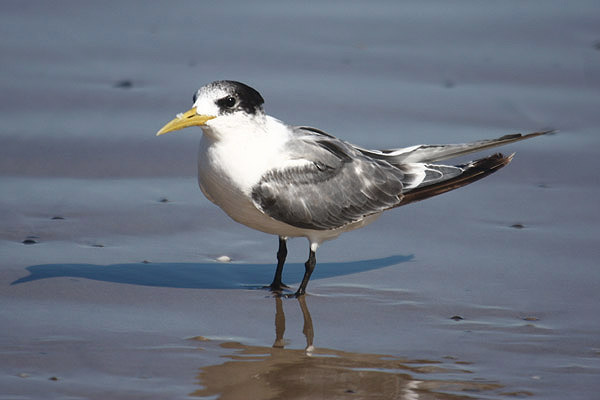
xmin=156 ymin=108 xmax=216 ymax=136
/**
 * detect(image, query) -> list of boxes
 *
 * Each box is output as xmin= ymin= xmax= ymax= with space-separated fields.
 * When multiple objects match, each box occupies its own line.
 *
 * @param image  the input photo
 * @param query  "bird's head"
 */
xmin=156 ymin=80 xmax=265 ymax=139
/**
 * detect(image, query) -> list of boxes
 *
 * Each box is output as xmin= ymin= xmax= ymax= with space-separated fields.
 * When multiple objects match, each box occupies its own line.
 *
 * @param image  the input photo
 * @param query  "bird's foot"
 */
xmin=264 ymin=282 xmax=290 ymax=292
xmin=287 ymin=289 xmax=306 ymax=298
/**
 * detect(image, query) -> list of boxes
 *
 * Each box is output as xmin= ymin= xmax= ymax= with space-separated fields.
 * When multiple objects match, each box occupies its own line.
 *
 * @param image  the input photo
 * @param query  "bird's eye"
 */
xmin=225 ymin=96 xmax=236 ymax=108
xmin=217 ymin=95 xmax=237 ymax=110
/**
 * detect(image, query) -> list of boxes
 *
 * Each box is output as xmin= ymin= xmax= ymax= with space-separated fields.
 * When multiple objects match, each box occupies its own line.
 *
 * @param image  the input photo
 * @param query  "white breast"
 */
xmin=196 ymin=117 xmax=301 ymax=235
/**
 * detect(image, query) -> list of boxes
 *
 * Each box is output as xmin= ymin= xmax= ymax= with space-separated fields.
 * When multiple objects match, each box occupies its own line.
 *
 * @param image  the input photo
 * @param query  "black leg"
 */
xmin=268 ymin=236 xmax=289 ymax=291
xmin=295 ymin=248 xmax=316 ymax=297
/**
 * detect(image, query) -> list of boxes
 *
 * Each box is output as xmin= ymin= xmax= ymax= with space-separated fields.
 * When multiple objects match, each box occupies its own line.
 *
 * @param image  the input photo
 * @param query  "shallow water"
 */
xmin=2 ymin=1 xmax=600 ymax=399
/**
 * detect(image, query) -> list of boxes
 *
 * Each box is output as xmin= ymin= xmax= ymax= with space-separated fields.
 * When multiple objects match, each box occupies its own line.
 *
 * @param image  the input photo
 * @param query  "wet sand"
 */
xmin=2 ymin=1 xmax=600 ymax=399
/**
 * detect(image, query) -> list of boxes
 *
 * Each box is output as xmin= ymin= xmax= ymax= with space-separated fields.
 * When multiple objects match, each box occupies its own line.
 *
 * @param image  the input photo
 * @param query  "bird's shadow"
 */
xmin=11 ymin=255 xmax=413 ymax=289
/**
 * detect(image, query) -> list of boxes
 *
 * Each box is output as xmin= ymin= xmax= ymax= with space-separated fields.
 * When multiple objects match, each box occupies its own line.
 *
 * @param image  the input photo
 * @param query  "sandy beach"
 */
xmin=2 ymin=1 xmax=600 ymax=399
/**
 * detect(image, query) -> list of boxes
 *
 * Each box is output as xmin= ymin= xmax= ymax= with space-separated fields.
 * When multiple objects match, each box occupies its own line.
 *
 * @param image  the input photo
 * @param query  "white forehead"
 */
xmin=193 ymin=85 xmax=228 ymax=115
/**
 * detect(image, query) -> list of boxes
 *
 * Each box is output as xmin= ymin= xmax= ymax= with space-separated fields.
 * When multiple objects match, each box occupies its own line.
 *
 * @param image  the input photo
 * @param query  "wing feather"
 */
xmin=251 ymin=134 xmax=405 ymax=230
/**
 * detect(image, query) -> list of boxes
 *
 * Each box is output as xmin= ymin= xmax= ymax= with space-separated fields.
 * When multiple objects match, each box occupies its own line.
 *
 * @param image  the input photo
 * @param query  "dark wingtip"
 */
xmin=397 ymin=152 xmax=513 ymax=207
xmin=497 ymin=129 xmax=556 ymax=143
xmin=517 ymin=129 xmax=557 ymax=139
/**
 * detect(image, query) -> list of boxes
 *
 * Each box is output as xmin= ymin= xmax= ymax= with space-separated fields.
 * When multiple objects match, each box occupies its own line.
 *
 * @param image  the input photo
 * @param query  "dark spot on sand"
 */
xmin=501 ymin=390 xmax=534 ymax=397
xmin=91 ymin=244 xmax=104 ymax=248
xmin=51 ymin=216 xmax=65 ymax=220
xmin=450 ymin=315 xmax=463 ymax=321
xmin=523 ymin=316 xmax=539 ymax=321
xmin=511 ymin=223 xmax=525 ymax=229
xmin=443 ymin=79 xmax=456 ymax=88
xmin=114 ymin=79 xmax=133 ymax=89
xmin=594 ymin=41 xmax=600 ymax=50
xmin=49 ymin=376 xmax=59 ymax=381
xmin=22 ymin=239 xmax=37 ymax=245
xmin=345 ymin=389 xmax=356 ymax=393
xmin=142 ymin=260 xmax=151 ymax=264
xmin=159 ymin=197 xmax=169 ymax=203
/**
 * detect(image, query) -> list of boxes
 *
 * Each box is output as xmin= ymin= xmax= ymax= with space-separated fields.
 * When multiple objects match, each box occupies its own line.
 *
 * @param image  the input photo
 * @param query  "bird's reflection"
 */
xmin=190 ymin=297 xmax=504 ymax=399
xmin=273 ymin=296 xmax=314 ymax=352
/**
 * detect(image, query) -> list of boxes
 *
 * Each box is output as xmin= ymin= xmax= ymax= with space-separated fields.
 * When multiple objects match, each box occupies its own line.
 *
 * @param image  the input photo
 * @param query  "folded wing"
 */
xmin=251 ymin=128 xmax=548 ymax=231
xmin=251 ymin=135 xmax=406 ymax=230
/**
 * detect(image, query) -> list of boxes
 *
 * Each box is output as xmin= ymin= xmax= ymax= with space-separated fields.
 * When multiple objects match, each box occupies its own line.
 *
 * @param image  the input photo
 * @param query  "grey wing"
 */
xmin=250 ymin=134 xmax=408 ymax=231
xmin=356 ymin=130 xmax=552 ymax=165
xmin=251 ymin=127 xmax=511 ymax=230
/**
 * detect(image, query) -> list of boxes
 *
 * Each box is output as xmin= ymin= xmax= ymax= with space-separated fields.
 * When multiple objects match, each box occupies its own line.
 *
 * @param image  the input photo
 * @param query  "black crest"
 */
xmin=209 ymin=80 xmax=265 ymax=115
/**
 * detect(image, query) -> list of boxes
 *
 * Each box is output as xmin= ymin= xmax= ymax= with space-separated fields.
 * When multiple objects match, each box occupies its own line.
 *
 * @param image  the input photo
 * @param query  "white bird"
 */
xmin=157 ymin=80 xmax=549 ymax=296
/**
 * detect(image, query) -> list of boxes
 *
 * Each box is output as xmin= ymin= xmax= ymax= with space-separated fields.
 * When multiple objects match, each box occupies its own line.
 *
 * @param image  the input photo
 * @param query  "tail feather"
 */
xmin=397 ymin=153 xmax=513 ymax=207
xmin=358 ymin=130 xmax=553 ymax=164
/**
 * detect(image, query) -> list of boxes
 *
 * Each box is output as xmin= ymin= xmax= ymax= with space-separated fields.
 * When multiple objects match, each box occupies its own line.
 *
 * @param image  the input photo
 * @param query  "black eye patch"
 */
xmin=216 ymin=95 xmax=237 ymax=110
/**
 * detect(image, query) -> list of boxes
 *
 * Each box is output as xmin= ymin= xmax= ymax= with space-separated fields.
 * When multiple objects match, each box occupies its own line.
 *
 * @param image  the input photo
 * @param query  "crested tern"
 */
xmin=157 ymin=80 xmax=549 ymax=296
